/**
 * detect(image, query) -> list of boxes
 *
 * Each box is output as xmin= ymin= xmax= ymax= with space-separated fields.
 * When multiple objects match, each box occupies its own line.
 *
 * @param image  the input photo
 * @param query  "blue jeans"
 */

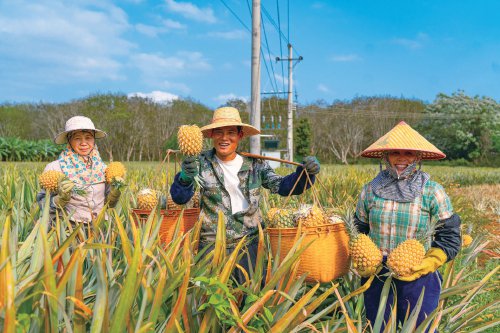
xmin=361 ymin=265 xmax=442 ymax=332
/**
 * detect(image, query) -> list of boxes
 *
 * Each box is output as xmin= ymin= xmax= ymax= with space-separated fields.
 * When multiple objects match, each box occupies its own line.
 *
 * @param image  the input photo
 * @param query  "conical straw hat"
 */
xmin=361 ymin=121 xmax=445 ymax=160
xmin=200 ymin=106 xmax=260 ymax=138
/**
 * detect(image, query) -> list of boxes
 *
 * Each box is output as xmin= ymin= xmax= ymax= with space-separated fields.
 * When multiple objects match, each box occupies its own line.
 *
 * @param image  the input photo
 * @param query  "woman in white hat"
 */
xmin=36 ymin=116 xmax=121 ymax=224
xmin=170 ymin=106 xmax=320 ymax=284
xmin=354 ymin=121 xmax=461 ymax=331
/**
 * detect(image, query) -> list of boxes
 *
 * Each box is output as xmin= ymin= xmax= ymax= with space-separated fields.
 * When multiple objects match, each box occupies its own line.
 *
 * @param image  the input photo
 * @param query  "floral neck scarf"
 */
xmin=58 ymin=145 xmax=106 ymax=187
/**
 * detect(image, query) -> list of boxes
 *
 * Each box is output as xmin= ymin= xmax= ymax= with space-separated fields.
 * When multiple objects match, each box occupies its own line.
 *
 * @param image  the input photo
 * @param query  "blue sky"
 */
xmin=1 ymin=0 xmax=499 ymax=108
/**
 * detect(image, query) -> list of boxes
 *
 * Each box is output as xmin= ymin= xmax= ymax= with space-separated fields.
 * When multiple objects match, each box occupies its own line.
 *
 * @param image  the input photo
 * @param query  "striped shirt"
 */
xmin=356 ymin=180 xmax=454 ymax=256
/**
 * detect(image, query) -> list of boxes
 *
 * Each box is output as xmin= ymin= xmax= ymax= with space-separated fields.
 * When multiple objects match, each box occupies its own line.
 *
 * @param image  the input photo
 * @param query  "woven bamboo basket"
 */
xmin=267 ymin=222 xmax=350 ymax=283
xmin=132 ymin=208 xmax=200 ymax=245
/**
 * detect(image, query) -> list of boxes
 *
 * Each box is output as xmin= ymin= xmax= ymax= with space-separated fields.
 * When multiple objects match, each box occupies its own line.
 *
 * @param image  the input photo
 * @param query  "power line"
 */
xmin=220 ymin=0 xmax=251 ymax=32
xmin=275 ymin=0 xmax=286 ymax=94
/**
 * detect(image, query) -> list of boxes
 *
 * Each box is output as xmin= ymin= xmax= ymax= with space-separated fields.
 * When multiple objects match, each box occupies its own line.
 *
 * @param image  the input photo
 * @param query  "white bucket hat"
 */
xmin=54 ymin=116 xmax=107 ymax=144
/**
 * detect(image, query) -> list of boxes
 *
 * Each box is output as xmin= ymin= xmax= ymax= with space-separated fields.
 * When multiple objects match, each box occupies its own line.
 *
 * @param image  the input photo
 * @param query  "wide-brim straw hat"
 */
xmin=200 ymin=106 xmax=260 ymax=138
xmin=361 ymin=121 xmax=446 ymax=160
xmin=54 ymin=116 xmax=107 ymax=144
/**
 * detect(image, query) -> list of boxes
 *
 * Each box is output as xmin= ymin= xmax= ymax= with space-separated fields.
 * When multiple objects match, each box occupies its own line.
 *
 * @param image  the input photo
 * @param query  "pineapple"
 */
xmin=462 ymin=225 xmax=473 ymax=248
xmin=178 ymin=125 xmax=203 ymax=156
xmin=267 ymin=208 xmax=295 ymax=228
xmin=105 ymin=161 xmax=126 ymax=188
xmin=294 ymin=204 xmax=328 ymax=227
xmin=39 ymin=170 xmax=65 ymax=193
xmin=344 ymin=214 xmax=382 ymax=277
xmin=462 ymin=234 xmax=473 ymax=248
xmin=387 ymin=239 xmax=426 ymax=278
xmin=137 ymin=189 xmax=158 ymax=210
xmin=167 ymin=196 xmax=182 ymax=210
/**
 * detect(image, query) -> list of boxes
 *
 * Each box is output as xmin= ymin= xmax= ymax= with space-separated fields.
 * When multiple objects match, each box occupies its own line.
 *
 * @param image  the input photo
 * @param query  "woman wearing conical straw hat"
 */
xmin=170 ymin=106 xmax=320 ymax=284
xmin=354 ymin=121 xmax=461 ymax=331
xmin=36 ymin=116 xmax=122 ymax=225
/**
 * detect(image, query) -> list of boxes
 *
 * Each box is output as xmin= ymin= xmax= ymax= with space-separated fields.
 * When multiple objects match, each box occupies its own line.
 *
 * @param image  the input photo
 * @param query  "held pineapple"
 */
xmin=387 ymin=239 xmax=426 ymax=278
xmin=462 ymin=225 xmax=473 ymax=248
xmin=178 ymin=125 xmax=203 ymax=156
xmin=105 ymin=161 xmax=127 ymax=188
xmin=137 ymin=189 xmax=159 ymax=210
xmin=344 ymin=214 xmax=382 ymax=277
xmin=39 ymin=170 xmax=65 ymax=192
xmin=294 ymin=204 xmax=329 ymax=227
xmin=267 ymin=208 xmax=296 ymax=228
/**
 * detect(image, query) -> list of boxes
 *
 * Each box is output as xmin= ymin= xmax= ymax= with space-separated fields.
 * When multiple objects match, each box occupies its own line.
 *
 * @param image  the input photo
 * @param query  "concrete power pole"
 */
xmin=249 ymin=0 xmax=261 ymax=154
xmin=277 ymin=44 xmax=301 ymax=163
xmin=286 ymin=43 xmax=293 ymax=163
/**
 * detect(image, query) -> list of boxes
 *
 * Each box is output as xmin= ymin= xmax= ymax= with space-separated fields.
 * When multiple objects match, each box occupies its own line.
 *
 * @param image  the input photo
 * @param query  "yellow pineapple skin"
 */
xmin=267 ymin=208 xmax=295 ymax=228
xmin=178 ymin=125 xmax=203 ymax=156
xmin=105 ymin=162 xmax=126 ymax=183
xmin=462 ymin=234 xmax=473 ymax=247
xmin=350 ymin=234 xmax=383 ymax=273
xmin=137 ymin=189 xmax=158 ymax=210
xmin=387 ymin=239 xmax=426 ymax=277
xmin=39 ymin=170 xmax=65 ymax=192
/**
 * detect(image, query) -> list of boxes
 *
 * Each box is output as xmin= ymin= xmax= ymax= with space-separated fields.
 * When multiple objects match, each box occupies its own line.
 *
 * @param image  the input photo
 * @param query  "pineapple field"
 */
xmin=0 ymin=161 xmax=498 ymax=332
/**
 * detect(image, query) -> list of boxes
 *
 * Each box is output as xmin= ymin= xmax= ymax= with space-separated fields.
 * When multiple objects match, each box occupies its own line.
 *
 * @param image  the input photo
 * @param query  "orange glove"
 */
xmin=397 ymin=247 xmax=447 ymax=282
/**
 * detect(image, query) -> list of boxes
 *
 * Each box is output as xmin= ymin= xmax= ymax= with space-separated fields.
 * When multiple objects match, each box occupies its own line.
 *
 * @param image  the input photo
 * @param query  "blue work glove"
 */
xmin=179 ymin=156 xmax=198 ymax=184
xmin=303 ymin=156 xmax=320 ymax=175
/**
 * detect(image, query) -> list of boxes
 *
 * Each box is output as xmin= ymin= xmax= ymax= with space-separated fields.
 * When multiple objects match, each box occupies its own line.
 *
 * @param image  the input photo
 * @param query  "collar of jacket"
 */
xmin=204 ymin=148 xmax=253 ymax=173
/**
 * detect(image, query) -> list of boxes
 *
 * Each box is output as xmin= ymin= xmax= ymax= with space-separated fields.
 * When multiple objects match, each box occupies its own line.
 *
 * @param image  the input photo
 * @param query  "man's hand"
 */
xmin=55 ymin=178 xmax=74 ymax=208
xmin=180 ymin=156 xmax=199 ymax=184
xmin=303 ymin=156 xmax=320 ymax=175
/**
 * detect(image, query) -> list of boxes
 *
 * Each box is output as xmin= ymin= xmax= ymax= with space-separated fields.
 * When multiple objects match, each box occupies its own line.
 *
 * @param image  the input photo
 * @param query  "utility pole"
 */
xmin=277 ymin=44 xmax=302 ymax=163
xmin=249 ymin=0 xmax=261 ymax=154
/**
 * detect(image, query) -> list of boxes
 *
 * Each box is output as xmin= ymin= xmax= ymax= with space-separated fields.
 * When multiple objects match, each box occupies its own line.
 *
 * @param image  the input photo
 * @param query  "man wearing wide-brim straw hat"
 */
xmin=170 ymin=106 xmax=320 ymax=283
xmin=354 ymin=121 xmax=461 ymax=331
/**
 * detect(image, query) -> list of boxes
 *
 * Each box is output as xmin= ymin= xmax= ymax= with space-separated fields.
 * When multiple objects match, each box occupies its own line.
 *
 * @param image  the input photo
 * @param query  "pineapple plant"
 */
xmin=105 ymin=161 xmax=127 ymax=189
xmin=267 ymin=208 xmax=296 ymax=228
xmin=294 ymin=204 xmax=329 ymax=227
xmin=178 ymin=125 xmax=203 ymax=156
xmin=137 ymin=188 xmax=159 ymax=210
xmin=39 ymin=170 xmax=65 ymax=192
xmin=344 ymin=213 xmax=382 ymax=277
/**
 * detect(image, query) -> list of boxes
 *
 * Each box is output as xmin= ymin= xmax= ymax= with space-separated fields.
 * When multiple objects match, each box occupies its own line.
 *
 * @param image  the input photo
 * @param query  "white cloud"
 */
xmin=128 ymin=90 xmax=179 ymax=103
xmin=132 ymin=51 xmax=211 ymax=77
xmin=160 ymin=80 xmax=191 ymax=94
xmin=274 ymin=73 xmax=288 ymax=86
xmin=392 ymin=33 xmax=428 ymax=50
xmin=330 ymin=54 xmax=362 ymax=62
xmin=135 ymin=19 xmax=186 ymax=37
xmin=214 ymin=93 xmax=248 ymax=103
xmin=317 ymin=84 xmax=329 ymax=93
xmin=163 ymin=18 xmax=186 ymax=29
xmin=207 ymin=30 xmax=247 ymax=40
xmin=165 ymin=0 xmax=216 ymax=23
xmin=0 ymin=1 xmax=133 ymax=82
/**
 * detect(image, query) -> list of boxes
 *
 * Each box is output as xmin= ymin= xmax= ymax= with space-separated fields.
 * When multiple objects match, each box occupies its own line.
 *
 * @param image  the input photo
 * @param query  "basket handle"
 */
xmin=239 ymin=152 xmax=302 ymax=167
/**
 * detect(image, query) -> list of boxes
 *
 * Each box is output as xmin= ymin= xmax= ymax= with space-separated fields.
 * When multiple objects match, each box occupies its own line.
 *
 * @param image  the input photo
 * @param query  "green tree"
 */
xmin=294 ymin=117 xmax=312 ymax=159
xmin=417 ymin=91 xmax=500 ymax=162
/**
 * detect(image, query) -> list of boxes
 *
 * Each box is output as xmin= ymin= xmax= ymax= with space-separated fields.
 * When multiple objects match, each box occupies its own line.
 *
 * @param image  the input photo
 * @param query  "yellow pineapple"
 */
xmin=387 ymin=239 xmax=426 ymax=277
xmin=167 ymin=196 xmax=182 ymax=210
xmin=39 ymin=170 xmax=65 ymax=193
xmin=137 ymin=189 xmax=158 ymax=210
xmin=294 ymin=204 xmax=328 ymax=227
xmin=344 ymin=213 xmax=382 ymax=277
xmin=178 ymin=125 xmax=203 ymax=156
xmin=462 ymin=225 xmax=473 ymax=248
xmin=267 ymin=208 xmax=295 ymax=228
xmin=105 ymin=161 xmax=126 ymax=185
xmin=462 ymin=234 xmax=473 ymax=248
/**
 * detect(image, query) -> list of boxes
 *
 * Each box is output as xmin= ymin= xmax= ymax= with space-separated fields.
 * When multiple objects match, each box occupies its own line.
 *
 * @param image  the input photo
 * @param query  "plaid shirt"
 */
xmin=356 ymin=180 xmax=454 ymax=256
xmin=171 ymin=149 xmax=313 ymax=247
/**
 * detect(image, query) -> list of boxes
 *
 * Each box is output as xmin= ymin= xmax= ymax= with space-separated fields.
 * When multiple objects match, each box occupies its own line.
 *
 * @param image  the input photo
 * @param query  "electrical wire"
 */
xmin=220 ymin=0 xmax=251 ymax=32
xmin=275 ymin=0 xmax=286 ymax=94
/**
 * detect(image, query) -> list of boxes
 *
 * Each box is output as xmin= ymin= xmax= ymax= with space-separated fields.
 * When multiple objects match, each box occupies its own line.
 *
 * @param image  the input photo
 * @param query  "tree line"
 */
xmin=0 ymin=91 xmax=498 ymax=164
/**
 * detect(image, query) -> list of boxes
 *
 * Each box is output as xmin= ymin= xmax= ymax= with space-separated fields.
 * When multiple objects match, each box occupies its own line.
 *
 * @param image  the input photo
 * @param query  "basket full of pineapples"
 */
xmin=266 ymin=204 xmax=350 ymax=282
xmin=132 ymin=188 xmax=200 ymax=245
